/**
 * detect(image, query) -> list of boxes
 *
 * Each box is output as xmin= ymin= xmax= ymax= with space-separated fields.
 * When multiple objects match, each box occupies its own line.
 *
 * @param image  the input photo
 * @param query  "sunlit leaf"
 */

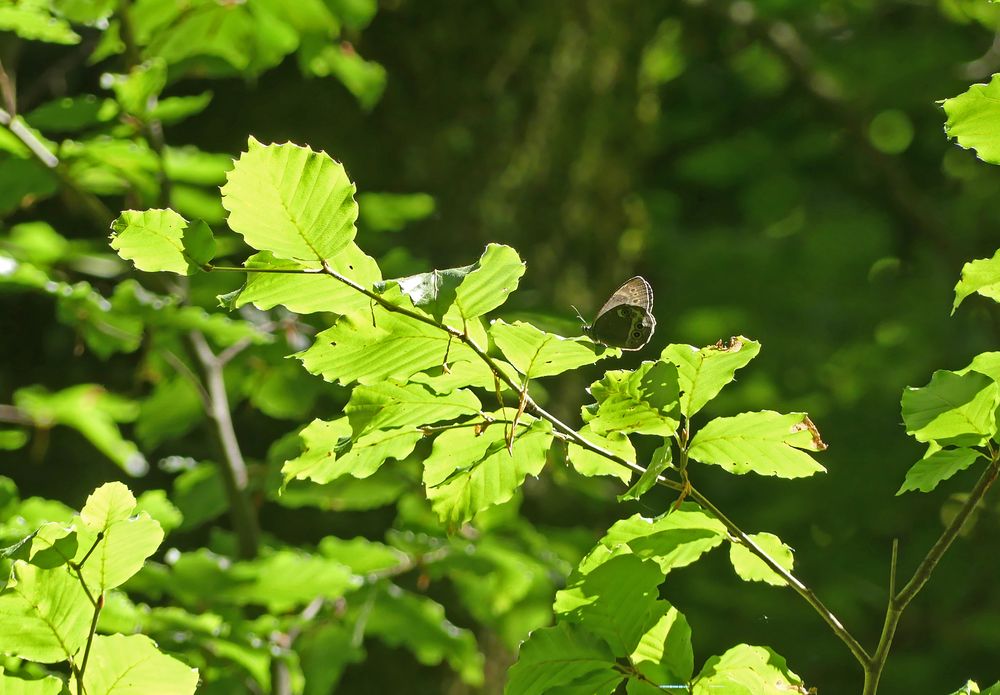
xmin=618 ymin=442 xmax=671 ymax=501
xmin=0 ymin=4 xmax=79 ymax=44
xmin=954 ymin=250 xmax=1000 ymax=313
xmin=555 ymin=554 xmax=664 ymax=654
xmin=224 ymin=246 xmax=381 ymax=316
xmin=729 ymin=532 xmax=793 ymax=586
xmin=597 ymin=506 xmax=726 ymax=575
xmin=902 ymin=370 xmax=998 ymax=446
xmin=77 ymin=511 xmax=163 ymax=592
xmin=492 ymin=320 xmax=610 ymax=379
xmin=297 ymin=288 xmax=479 ymax=385
xmin=424 ymin=415 xmax=552 ymax=525
xmin=693 ymin=644 xmax=805 ymax=695
xmin=688 ymin=411 xmax=826 ymax=478
xmin=0 ymin=561 xmax=89 ymax=663
xmin=943 ymin=74 xmax=1000 ymax=166
xmin=631 ymin=604 xmax=694 ymax=687
xmin=110 ymin=209 xmax=215 ymax=275
xmin=584 ymin=361 xmax=681 ymax=437
xmin=282 ymin=417 xmax=423 ymax=484
xmin=0 ymin=669 xmax=63 ymax=695
xmin=69 ymin=633 xmax=198 ymax=695
xmin=897 ymin=446 xmax=983 ymax=495
xmin=506 ymin=623 xmax=619 ymax=695
xmin=661 ymin=337 xmax=760 ymax=418
xmin=566 ymin=424 xmax=635 ymax=484
xmin=444 ymin=244 xmax=525 ymax=324
xmin=345 ymin=382 xmax=481 ymax=436
xmin=221 ymin=138 xmax=357 ymax=263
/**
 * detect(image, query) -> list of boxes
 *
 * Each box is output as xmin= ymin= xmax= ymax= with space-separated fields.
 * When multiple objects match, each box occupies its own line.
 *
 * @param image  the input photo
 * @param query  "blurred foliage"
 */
xmin=2 ymin=0 xmax=1000 ymax=693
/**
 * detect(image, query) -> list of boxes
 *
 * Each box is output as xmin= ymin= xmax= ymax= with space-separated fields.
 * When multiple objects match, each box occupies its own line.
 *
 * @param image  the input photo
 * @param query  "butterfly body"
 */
xmin=583 ymin=276 xmax=655 ymax=350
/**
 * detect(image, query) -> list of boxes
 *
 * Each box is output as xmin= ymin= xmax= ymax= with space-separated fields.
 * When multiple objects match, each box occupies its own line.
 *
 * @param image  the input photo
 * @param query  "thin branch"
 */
xmin=77 ymin=592 xmax=104 ymax=695
xmin=686 ymin=485 xmax=871 ymax=665
xmin=0 ymin=404 xmax=34 ymax=426
xmin=863 ymin=455 xmax=1000 ymax=694
xmin=190 ymin=331 xmax=260 ymax=559
xmin=161 ymin=348 xmax=211 ymax=409
xmin=0 ymin=57 xmax=16 ymax=114
xmin=216 ymin=337 xmax=254 ymax=367
xmin=0 ymin=106 xmax=58 ymax=167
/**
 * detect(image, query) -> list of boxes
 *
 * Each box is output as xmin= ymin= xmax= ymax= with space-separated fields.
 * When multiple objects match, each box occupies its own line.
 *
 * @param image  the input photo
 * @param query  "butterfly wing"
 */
xmin=589 ymin=276 xmax=656 ymax=350
xmin=594 ymin=276 xmax=653 ymax=316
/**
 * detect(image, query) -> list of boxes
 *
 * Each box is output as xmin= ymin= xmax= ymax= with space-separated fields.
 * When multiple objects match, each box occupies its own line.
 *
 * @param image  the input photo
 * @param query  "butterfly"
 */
xmin=582 ymin=276 xmax=656 ymax=350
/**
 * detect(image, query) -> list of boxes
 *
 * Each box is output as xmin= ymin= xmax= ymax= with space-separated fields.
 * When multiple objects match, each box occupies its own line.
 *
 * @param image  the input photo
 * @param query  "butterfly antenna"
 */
xmin=571 ymin=305 xmax=587 ymax=327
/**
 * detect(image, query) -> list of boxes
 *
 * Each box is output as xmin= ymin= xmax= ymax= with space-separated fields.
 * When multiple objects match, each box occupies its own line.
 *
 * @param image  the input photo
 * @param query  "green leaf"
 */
xmin=226 ymin=550 xmax=359 ymax=612
xmin=630 ymin=603 xmax=694 ymax=687
xmin=555 ymin=554 xmax=665 ymax=654
xmin=0 ymin=670 xmax=63 ymax=695
xmin=149 ymin=92 xmax=214 ymax=124
xmin=584 ymin=362 xmax=681 ymax=437
xmin=24 ymin=95 xmax=118 ymax=133
xmin=445 ymin=244 xmax=525 ymax=324
xmin=0 ymin=561 xmax=89 ymax=663
xmin=221 ymin=138 xmax=358 ymax=263
xmin=943 ymin=75 xmax=1000 ymax=165
xmin=506 ymin=623 xmax=619 ymax=695
xmin=661 ymin=337 xmax=760 ymax=417
xmin=0 ymin=4 xmax=79 ymax=44
xmin=303 ymin=44 xmax=386 ymax=109
xmin=366 ymin=584 xmax=484 ymax=685
xmin=14 ymin=385 xmax=147 ymax=475
xmin=135 ymin=490 xmax=183 ymax=535
xmin=688 ymin=411 xmax=826 ymax=478
xmin=296 ymin=289 xmax=480 ymax=385
xmin=693 ymin=644 xmax=804 ymax=695
xmin=69 ymin=634 xmax=198 ymax=695
xmin=954 ymin=250 xmax=1000 ymax=313
xmin=424 ymin=415 xmax=553 ymax=526
xmin=51 ymin=279 xmax=143 ymax=358
xmin=358 ymin=192 xmax=435 ymax=232
xmin=80 ymin=481 xmax=136 ymax=530
xmin=224 ymin=246 xmax=381 ymax=315
xmin=412 ymin=357 xmax=520 ymax=394
xmin=318 ymin=536 xmax=407 ymax=574
xmin=619 ymin=442 xmax=671 ymax=501
xmin=897 ymin=446 xmax=983 ymax=495
xmin=110 ymin=209 xmax=215 ymax=275
xmin=72 ymin=483 xmax=163 ymax=592
xmin=77 ymin=511 xmax=163 ymax=592
xmin=346 ymin=382 xmax=481 ymax=436
xmin=380 ymin=262 xmax=475 ymax=319
xmin=52 ymin=0 xmax=116 ymax=23
xmin=106 ymin=58 xmax=167 ymax=118
xmin=62 ymin=138 xmax=159 ymax=197
xmin=0 ymin=156 xmax=58 ymax=215
xmin=566 ymin=424 xmax=635 ymax=484
xmin=136 ymin=375 xmax=204 ymax=449
xmin=492 ymin=320 xmax=613 ymax=379
xmin=729 ymin=532 xmax=793 ymax=586
xmin=282 ymin=417 xmax=423 ymax=484
xmin=902 ymin=370 xmax=998 ymax=446
xmin=597 ymin=506 xmax=727 ymax=575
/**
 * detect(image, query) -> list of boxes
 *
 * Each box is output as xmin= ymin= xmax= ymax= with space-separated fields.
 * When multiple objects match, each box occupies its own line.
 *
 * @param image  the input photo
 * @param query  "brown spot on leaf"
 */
xmin=792 ymin=416 xmax=827 ymax=451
